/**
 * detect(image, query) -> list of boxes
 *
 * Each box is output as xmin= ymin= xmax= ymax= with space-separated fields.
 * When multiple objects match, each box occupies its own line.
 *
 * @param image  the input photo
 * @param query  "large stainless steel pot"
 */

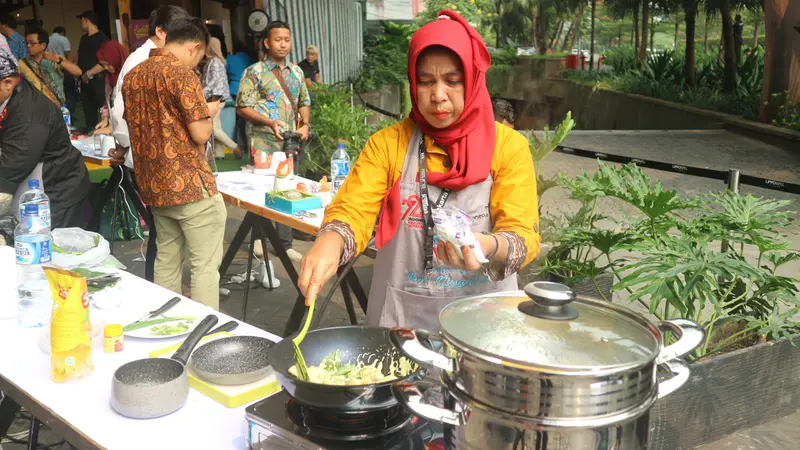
xmin=389 ymin=281 xmax=704 ymax=449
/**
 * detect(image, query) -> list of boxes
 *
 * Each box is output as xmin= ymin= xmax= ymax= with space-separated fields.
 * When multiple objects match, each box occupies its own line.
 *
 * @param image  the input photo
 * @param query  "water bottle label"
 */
xmin=40 ymin=207 xmax=50 ymax=228
xmin=16 ymin=239 xmax=52 ymax=265
xmin=332 ymin=160 xmax=350 ymax=177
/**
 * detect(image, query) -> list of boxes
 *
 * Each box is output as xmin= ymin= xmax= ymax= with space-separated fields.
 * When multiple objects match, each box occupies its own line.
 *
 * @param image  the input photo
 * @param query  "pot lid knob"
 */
xmin=518 ymin=281 xmax=578 ymax=321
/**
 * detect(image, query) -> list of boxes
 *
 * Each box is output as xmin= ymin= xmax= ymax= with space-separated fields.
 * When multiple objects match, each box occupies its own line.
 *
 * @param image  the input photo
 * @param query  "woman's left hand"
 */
xmin=437 ymin=241 xmax=482 ymax=271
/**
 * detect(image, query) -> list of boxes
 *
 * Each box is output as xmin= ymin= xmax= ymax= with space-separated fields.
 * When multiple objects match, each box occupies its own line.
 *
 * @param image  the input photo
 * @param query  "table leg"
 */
xmin=26 ymin=417 xmax=40 ymax=450
xmin=253 ymin=217 xmax=307 ymax=337
xmin=344 ymin=269 xmax=369 ymax=314
xmin=219 ymin=213 xmax=254 ymax=279
xmin=256 ymin=223 xmax=275 ymax=290
xmin=339 ymin=277 xmax=359 ymax=325
xmin=241 ymin=231 xmax=255 ymax=322
xmin=0 ymin=394 xmax=21 ymax=438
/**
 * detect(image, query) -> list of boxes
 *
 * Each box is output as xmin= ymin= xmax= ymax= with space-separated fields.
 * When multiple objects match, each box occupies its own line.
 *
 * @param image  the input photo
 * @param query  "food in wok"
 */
xmin=289 ymin=349 xmax=417 ymax=386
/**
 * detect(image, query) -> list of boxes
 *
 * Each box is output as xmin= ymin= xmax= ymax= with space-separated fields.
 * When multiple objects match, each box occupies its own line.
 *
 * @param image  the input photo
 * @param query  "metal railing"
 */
xmin=556 ymin=145 xmax=800 ymax=196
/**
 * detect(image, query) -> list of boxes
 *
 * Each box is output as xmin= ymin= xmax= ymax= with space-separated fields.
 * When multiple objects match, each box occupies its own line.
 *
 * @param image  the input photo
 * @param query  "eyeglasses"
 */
xmin=25 ymin=41 xmax=42 ymax=47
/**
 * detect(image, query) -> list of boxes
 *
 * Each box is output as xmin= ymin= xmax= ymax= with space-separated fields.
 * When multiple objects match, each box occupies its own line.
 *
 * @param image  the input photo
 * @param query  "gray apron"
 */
xmin=366 ymin=128 xmax=517 ymax=331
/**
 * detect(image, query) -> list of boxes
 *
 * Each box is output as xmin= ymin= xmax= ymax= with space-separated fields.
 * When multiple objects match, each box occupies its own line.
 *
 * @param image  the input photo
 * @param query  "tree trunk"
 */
xmin=650 ymin=15 xmax=656 ymax=50
xmin=590 ymin=0 xmax=597 ymax=69
xmin=703 ymin=14 xmax=709 ymax=52
xmin=550 ymin=20 xmax=564 ymax=50
xmin=640 ymin=1 xmax=650 ymax=61
xmin=760 ymin=0 xmax=800 ymax=122
xmin=684 ymin=0 xmax=698 ymax=87
xmin=536 ymin=4 xmax=549 ymax=53
xmin=634 ymin=2 xmax=641 ymax=63
xmin=618 ymin=25 xmax=623 ymax=46
xmin=719 ymin=0 xmax=737 ymax=92
xmin=751 ymin=10 xmax=760 ymax=49
xmin=566 ymin=5 xmax=585 ymax=52
xmin=674 ymin=22 xmax=680 ymax=48
xmin=532 ymin=9 xmax=538 ymax=51
xmin=562 ymin=21 xmax=575 ymax=52
xmin=496 ymin=0 xmax=502 ymax=46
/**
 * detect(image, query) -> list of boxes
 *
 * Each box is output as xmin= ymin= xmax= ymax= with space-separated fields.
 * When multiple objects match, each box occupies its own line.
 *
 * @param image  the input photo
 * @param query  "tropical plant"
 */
xmin=354 ymin=22 xmax=413 ymax=94
xmin=527 ymin=111 xmax=575 ymax=209
xmin=416 ymin=0 xmax=498 ymax=42
xmin=541 ymin=161 xmax=799 ymax=359
xmin=301 ymin=84 xmax=376 ymax=177
xmin=768 ymin=91 xmax=800 ymax=132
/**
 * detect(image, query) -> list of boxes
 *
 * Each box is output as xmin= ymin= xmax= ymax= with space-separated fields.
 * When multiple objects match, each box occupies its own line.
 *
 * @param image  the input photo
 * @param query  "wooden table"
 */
xmin=215 ymin=171 xmax=369 ymax=337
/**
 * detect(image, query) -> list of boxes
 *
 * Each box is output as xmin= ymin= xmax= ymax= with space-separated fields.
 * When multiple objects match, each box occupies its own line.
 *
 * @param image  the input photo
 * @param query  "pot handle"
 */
xmin=392 ymin=382 xmax=466 ymax=426
xmin=655 ymin=319 xmax=705 ymax=365
xmin=389 ymin=328 xmax=457 ymax=372
xmin=657 ymin=359 xmax=691 ymax=399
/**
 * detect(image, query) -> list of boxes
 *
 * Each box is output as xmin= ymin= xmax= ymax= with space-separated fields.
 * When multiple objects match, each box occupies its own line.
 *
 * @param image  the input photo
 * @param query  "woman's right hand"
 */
xmin=298 ymin=232 xmax=345 ymax=306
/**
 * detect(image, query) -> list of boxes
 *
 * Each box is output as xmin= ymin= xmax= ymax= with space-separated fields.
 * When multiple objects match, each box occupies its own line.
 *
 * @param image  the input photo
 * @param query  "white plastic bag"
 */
xmin=432 ymin=205 xmax=488 ymax=264
xmin=50 ymin=228 xmax=126 ymax=270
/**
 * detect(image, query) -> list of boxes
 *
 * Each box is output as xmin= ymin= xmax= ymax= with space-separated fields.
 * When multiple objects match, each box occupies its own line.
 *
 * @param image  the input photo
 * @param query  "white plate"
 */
xmin=123 ymin=302 xmax=202 ymax=339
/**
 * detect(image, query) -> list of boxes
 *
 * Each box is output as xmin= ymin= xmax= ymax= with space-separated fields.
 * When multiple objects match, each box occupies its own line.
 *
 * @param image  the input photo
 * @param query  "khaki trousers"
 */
xmin=151 ymin=192 xmax=227 ymax=310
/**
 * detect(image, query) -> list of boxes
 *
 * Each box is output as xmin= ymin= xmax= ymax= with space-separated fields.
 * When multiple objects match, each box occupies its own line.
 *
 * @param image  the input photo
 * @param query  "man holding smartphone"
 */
xmin=122 ymin=18 xmax=225 ymax=310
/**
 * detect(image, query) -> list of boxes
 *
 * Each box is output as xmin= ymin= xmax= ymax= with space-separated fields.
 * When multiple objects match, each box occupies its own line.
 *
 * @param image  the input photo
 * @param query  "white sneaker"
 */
xmin=286 ymin=248 xmax=303 ymax=262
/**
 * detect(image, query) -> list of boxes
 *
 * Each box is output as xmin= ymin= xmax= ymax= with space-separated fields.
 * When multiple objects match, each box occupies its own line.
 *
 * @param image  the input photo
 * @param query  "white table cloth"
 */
xmin=0 ymin=246 xmax=280 ymax=450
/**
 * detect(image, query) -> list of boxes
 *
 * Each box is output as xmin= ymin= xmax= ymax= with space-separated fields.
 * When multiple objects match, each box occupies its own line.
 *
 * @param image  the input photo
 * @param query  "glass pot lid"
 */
xmin=438 ymin=281 xmax=660 ymax=370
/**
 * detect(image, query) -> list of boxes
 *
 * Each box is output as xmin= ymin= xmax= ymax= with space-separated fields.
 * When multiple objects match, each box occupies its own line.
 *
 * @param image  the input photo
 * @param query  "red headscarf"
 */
xmin=96 ymin=41 xmax=129 ymax=89
xmin=375 ymin=10 xmax=494 ymax=249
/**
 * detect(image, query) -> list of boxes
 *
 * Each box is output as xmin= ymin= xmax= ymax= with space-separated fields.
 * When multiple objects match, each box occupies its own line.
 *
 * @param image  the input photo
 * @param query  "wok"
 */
xmin=268 ymin=326 xmax=426 ymax=411
xmin=189 ymin=335 xmax=274 ymax=385
xmin=110 ymin=315 xmax=218 ymax=419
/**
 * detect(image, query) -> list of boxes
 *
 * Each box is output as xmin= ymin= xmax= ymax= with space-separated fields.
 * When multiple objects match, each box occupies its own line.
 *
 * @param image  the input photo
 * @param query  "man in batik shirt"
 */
xmin=236 ymin=20 xmax=310 ymax=262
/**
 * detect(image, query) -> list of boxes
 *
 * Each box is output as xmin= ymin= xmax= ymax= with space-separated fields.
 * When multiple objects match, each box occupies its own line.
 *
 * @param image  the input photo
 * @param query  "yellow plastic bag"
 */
xmin=44 ymin=267 xmax=94 ymax=383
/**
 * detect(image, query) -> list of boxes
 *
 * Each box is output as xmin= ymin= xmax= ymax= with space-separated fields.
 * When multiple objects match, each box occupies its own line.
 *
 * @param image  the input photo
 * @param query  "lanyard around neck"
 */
xmin=418 ymin=134 xmax=451 ymax=271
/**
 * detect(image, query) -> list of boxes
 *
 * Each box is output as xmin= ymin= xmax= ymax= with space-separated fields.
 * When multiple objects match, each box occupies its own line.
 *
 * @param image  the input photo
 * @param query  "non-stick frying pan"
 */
xmin=110 ymin=315 xmax=218 ymax=419
xmin=268 ymin=326 xmax=426 ymax=411
xmin=189 ymin=335 xmax=274 ymax=385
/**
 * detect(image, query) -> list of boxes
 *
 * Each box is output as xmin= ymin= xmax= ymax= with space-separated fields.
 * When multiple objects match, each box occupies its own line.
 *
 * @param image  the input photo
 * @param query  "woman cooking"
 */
xmin=298 ymin=11 xmax=540 ymax=331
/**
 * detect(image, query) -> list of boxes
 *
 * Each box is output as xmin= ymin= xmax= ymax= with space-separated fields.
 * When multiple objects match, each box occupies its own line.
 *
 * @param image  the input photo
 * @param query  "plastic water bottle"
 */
xmin=16 ymin=204 xmax=53 ymax=328
xmin=18 ymin=179 xmax=51 ymax=228
xmin=61 ymin=105 xmax=72 ymax=131
xmin=330 ymin=143 xmax=350 ymax=196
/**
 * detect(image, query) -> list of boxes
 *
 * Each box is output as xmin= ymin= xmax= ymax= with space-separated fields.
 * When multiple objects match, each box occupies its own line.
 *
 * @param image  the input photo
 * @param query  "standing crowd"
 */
xmin=0 ymin=5 xmax=325 ymax=311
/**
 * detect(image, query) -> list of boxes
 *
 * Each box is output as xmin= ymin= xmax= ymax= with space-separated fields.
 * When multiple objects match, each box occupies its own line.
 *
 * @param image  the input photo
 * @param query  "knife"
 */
xmin=126 ymin=297 xmax=182 ymax=327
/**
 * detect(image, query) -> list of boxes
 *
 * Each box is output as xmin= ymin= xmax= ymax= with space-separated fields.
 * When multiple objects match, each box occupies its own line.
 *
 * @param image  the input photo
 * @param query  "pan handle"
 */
xmin=171 ymin=315 xmax=219 ymax=365
xmin=392 ymin=381 xmax=466 ymax=426
xmin=389 ymin=328 xmax=456 ymax=372
xmin=208 ymin=320 xmax=239 ymax=335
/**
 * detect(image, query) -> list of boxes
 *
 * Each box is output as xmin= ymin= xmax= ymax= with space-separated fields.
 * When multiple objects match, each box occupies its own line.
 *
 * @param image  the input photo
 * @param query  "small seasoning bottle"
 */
xmin=104 ymin=325 xmax=124 ymax=354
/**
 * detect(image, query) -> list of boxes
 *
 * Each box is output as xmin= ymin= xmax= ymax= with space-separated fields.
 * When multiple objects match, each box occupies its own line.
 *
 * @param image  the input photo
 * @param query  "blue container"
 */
xmin=265 ymin=190 xmax=322 ymax=215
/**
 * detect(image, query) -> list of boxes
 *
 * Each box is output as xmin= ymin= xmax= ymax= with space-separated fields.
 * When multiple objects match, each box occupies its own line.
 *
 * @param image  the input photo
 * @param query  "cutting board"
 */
xmin=150 ymin=332 xmax=281 ymax=408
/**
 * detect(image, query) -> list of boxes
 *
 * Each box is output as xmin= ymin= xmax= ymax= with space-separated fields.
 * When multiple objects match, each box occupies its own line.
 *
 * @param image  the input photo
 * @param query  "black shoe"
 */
xmin=292 ymin=230 xmax=316 ymax=242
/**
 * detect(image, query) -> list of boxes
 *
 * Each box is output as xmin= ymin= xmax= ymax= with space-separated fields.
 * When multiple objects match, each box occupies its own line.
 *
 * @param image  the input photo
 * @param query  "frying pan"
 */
xmin=110 ymin=315 xmax=218 ymax=419
xmin=189 ymin=335 xmax=274 ymax=385
xmin=268 ymin=326 xmax=426 ymax=411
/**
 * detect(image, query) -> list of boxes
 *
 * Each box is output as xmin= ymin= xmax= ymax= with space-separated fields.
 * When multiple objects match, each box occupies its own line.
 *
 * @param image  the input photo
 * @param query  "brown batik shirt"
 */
xmin=122 ymin=48 xmax=216 ymax=208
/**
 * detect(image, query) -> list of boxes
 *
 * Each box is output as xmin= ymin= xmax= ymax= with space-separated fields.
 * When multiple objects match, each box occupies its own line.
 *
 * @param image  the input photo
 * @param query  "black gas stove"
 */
xmin=245 ymin=390 xmax=445 ymax=450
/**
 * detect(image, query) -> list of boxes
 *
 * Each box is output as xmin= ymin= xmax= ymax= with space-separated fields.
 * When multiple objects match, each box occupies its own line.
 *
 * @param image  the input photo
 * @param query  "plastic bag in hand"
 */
xmin=432 ymin=205 xmax=488 ymax=264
